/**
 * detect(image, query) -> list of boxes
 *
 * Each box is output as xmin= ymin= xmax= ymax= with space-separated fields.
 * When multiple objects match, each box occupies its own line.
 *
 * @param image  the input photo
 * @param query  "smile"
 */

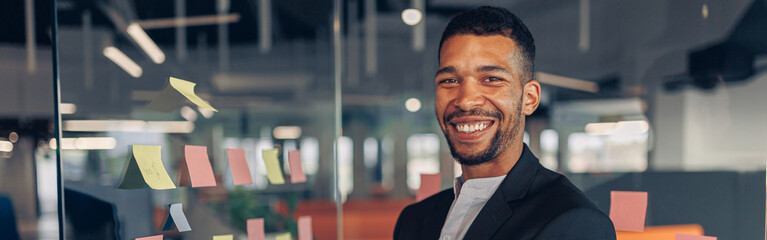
xmin=451 ymin=120 xmax=494 ymax=134
xmin=455 ymin=122 xmax=490 ymax=133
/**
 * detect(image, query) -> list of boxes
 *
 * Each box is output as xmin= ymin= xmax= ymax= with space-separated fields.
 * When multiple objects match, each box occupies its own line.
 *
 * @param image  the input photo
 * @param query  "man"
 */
xmin=394 ymin=6 xmax=616 ymax=240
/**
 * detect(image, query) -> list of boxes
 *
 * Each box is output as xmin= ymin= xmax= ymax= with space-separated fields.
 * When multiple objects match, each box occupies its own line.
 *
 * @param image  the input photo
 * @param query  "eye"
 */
xmin=484 ymin=76 xmax=502 ymax=82
xmin=438 ymin=78 xmax=458 ymax=84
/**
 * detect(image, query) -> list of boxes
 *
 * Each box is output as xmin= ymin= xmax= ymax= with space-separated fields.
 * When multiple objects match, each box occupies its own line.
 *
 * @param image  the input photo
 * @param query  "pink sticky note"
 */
xmin=289 ymin=150 xmax=307 ymax=183
xmin=227 ymin=148 xmax=253 ymax=185
xmin=676 ymin=234 xmax=717 ymax=240
xmin=297 ymin=216 xmax=313 ymax=240
xmin=136 ymin=235 xmax=162 ymax=240
xmin=247 ymin=218 xmax=265 ymax=240
xmin=610 ymin=191 xmax=648 ymax=232
xmin=184 ymin=145 xmax=217 ymax=187
xmin=416 ymin=173 xmax=441 ymax=202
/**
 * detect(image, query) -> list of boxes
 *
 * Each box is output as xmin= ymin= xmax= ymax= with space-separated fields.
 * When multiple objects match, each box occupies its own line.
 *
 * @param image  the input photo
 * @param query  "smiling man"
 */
xmin=393 ymin=6 xmax=616 ymax=240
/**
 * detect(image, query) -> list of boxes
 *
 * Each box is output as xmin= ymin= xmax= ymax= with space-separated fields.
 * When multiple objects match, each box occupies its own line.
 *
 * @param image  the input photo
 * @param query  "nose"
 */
xmin=454 ymin=81 xmax=484 ymax=111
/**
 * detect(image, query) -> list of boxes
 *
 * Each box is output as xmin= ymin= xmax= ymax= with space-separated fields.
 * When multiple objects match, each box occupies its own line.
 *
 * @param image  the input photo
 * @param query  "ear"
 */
xmin=522 ymin=80 xmax=541 ymax=116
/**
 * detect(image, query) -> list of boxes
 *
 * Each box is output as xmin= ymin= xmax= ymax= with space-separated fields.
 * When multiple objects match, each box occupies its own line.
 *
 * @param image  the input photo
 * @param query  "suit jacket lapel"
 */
xmin=422 ymin=192 xmax=455 ymax=239
xmin=463 ymin=144 xmax=540 ymax=239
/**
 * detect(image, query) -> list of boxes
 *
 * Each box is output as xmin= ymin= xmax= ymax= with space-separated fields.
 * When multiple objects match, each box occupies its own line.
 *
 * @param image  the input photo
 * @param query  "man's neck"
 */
xmin=461 ymin=143 xmax=524 ymax=181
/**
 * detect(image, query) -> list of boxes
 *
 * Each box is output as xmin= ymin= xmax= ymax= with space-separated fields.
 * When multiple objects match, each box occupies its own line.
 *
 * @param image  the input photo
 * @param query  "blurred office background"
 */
xmin=0 ymin=0 xmax=766 ymax=239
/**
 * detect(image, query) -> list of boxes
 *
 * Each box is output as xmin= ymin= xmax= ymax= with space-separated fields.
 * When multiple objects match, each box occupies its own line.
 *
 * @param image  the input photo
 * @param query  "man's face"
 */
xmin=435 ymin=34 xmax=537 ymax=166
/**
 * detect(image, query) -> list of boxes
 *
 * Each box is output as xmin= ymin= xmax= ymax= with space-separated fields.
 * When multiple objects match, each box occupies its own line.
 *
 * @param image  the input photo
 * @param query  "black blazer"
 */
xmin=394 ymin=145 xmax=616 ymax=240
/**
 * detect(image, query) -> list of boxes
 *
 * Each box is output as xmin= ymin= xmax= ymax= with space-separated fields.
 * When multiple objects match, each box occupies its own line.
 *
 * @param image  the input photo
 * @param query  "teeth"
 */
xmin=456 ymin=123 xmax=489 ymax=133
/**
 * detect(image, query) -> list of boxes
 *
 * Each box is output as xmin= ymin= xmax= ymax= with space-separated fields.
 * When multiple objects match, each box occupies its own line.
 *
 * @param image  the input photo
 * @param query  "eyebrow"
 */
xmin=435 ymin=65 xmax=512 ymax=77
xmin=477 ymin=65 xmax=512 ymax=75
xmin=435 ymin=66 xmax=456 ymax=77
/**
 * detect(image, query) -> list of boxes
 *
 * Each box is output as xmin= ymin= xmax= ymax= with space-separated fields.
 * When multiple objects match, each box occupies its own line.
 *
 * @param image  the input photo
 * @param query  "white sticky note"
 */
xmin=162 ymin=203 xmax=191 ymax=232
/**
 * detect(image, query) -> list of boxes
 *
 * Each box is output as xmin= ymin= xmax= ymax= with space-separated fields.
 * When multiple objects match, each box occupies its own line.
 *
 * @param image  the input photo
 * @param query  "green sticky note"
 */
xmin=275 ymin=232 xmax=292 ymax=240
xmin=262 ymin=149 xmax=285 ymax=185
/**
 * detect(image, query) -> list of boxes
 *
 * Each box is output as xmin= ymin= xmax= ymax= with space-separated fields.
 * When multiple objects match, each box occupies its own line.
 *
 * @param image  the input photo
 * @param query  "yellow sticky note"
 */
xmin=212 ymin=235 xmax=233 ymax=240
xmin=262 ymin=149 xmax=285 ymax=184
xmin=133 ymin=145 xmax=176 ymax=190
xmin=275 ymin=232 xmax=292 ymax=240
xmin=170 ymin=77 xmax=218 ymax=112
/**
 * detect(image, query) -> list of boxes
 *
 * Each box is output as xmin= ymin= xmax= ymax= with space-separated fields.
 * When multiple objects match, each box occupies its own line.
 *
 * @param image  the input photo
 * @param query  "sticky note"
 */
xmin=146 ymin=77 xmax=218 ymax=112
xmin=275 ymin=232 xmax=291 ymax=240
xmin=246 ymin=218 xmax=265 ymax=240
xmin=288 ymin=150 xmax=307 ymax=183
xmin=228 ymin=148 xmax=253 ymax=185
xmin=610 ymin=191 xmax=648 ymax=232
xmin=117 ymin=145 xmax=176 ymax=190
xmin=416 ymin=173 xmax=441 ymax=202
xmin=136 ymin=235 xmax=162 ymax=240
xmin=162 ymin=203 xmax=191 ymax=232
xmin=297 ymin=216 xmax=312 ymax=240
xmin=212 ymin=235 xmax=233 ymax=240
xmin=262 ymin=149 xmax=285 ymax=184
xmin=676 ymin=234 xmax=717 ymax=240
xmin=184 ymin=145 xmax=217 ymax=187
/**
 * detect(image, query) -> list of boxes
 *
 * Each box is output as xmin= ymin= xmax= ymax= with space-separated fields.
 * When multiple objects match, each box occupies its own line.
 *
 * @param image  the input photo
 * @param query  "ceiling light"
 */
xmin=180 ymin=106 xmax=197 ymax=121
xmin=63 ymin=120 xmax=194 ymax=133
xmin=405 ymin=98 xmax=421 ymax=112
xmin=198 ymin=107 xmax=215 ymax=119
xmin=8 ymin=132 xmax=18 ymax=143
xmin=126 ymin=23 xmax=165 ymax=64
xmin=103 ymin=46 xmax=143 ymax=78
xmin=0 ymin=141 xmax=12 ymax=152
xmin=273 ymin=126 xmax=302 ymax=139
xmin=401 ymin=9 xmax=422 ymax=26
xmin=535 ymin=72 xmax=599 ymax=93
xmin=60 ymin=103 xmax=77 ymax=114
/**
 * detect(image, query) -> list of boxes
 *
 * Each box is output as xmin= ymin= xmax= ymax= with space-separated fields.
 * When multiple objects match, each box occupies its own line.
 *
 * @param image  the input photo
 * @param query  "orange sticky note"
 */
xmin=227 ymin=148 xmax=253 ymax=185
xmin=184 ymin=145 xmax=217 ymax=187
xmin=136 ymin=235 xmax=162 ymax=240
xmin=247 ymin=218 xmax=265 ymax=240
xmin=676 ymin=234 xmax=717 ymax=240
xmin=297 ymin=216 xmax=312 ymax=240
xmin=610 ymin=191 xmax=648 ymax=232
xmin=289 ymin=150 xmax=307 ymax=183
xmin=416 ymin=173 xmax=441 ymax=202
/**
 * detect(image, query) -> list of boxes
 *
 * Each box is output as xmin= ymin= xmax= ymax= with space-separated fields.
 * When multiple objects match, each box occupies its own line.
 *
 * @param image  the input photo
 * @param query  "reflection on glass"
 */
xmin=407 ymin=134 xmax=440 ymax=190
xmin=363 ymin=137 xmax=378 ymax=169
xmin=540 ymin=129 xmax=559 ymax=171
xmin=337 ymin=136 xmax=353 ymax=202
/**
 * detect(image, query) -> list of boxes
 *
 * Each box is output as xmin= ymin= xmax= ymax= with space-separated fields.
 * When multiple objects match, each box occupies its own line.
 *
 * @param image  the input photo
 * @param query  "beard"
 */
xmin=442 ymin=101 xmax=522 ymax=166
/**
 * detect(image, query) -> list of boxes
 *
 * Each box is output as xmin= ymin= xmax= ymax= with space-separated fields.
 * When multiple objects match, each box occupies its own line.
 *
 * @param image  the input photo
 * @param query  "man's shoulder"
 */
xmin=509 ymin=167 xmax=615 ymax=238
xmin=531 ymin=167 xmax=601 ymax=210
xmin=394 ymin=189 xmax=454 ymax=239
xmin=400 ymin=188 xmax=454 ymax=215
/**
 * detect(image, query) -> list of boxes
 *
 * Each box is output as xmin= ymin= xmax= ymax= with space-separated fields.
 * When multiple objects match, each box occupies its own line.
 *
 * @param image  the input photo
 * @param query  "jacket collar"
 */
xmin=462 ymin=144 xmax=540 ymax=239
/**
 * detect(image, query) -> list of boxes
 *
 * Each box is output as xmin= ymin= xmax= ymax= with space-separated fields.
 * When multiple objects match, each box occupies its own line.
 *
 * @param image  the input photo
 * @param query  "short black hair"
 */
xmin=439 ymin=6 xmax=536 ymax=82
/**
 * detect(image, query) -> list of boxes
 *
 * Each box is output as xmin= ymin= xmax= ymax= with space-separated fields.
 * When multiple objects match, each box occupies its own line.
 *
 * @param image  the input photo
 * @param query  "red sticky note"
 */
xmin=610 ymin=191 xmax=648 ymax=232
xmin=247 ymin=218 xmax=265 ymax=240
xmin=136 ymin=235 xmax=162 ymax=240
xmin=184 ymin=145 xmax=217 ymax=187
xmin=416 ymin=173 xmax=441 ymax=202
xmin=297 ymin=216 xmax=312 ymax=240
xmin=288 ymin=150 xmax=307 ymax=183
xmin=676 ymin=234 xmax=717 ymax=240
xmin=227 ymin=148 xmax=253 ymax=185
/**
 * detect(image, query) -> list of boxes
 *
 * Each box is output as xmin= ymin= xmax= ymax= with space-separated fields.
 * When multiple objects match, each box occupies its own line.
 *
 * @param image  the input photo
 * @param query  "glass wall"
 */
xmin=0 ymin=0 xmax=765 ymax=239
xmin=0 ymin=0 xmax=58 ymax=239
xmin=55 ymin=0 xmax=340 ymax=239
